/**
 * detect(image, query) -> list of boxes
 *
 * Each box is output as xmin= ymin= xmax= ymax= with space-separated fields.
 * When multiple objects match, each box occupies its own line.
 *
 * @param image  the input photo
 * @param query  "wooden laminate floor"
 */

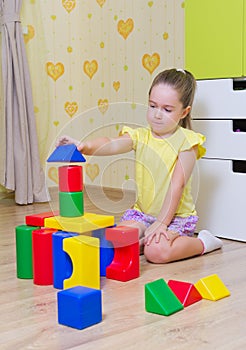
xmin=0 ymin=187 xmax=246 ymax=350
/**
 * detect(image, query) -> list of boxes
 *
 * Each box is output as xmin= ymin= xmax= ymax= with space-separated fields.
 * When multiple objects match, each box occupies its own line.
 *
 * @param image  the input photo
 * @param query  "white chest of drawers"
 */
xmin=192 ymin=79 xmax=246 ymax=241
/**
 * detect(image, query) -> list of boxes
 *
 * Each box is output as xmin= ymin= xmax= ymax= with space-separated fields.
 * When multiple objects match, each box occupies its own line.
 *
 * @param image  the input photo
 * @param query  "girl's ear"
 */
xmin=181 ymin=106 xmax=191 ymax=119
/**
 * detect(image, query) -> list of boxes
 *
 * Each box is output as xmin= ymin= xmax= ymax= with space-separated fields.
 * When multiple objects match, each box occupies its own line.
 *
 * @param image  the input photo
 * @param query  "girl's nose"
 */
xmin=155 ymin=108 xmax=162 ymax=119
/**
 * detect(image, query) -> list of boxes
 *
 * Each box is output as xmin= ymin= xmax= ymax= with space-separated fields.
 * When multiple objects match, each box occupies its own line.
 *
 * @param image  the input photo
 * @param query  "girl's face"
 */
xmin=147 ymin=83 xmax=190 ymax=138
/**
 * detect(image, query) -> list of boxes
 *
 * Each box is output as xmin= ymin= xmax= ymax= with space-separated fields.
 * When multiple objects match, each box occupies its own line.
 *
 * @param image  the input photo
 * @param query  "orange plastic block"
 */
xmin=168 ymin=280 xmax=202 ymax=307
xmin=105 ymin=226 xmax=139 ymax=282
xmin=25 ymin=211 xmax=59 ymax=227
xmin=194 ymin=274 xmax=231 ymax=301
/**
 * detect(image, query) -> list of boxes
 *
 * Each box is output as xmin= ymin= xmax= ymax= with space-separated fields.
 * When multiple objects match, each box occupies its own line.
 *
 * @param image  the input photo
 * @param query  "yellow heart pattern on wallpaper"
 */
xmin=96 ymin=0 xmax=106 ymax=7
xmin=85 ymin=164 xmax=99 ymax=182
xmin=48 ymin=167 xmax=58 ymax=184
xmin=64 ymin=101 xmax=78 ymax=117
xmin=142 ymin=53 xmax=160 ymax=74
xmin=117 ymin=18 xmax=134 ymax=40
xmin=46 ymin=62 xmax=65 ymax=81
xmin=113 ymin=81 xmax=120 ymax=92
xmin=98 ymin=99 xmax=109 ymax=114
xmin=83 ymin=60 xmax=98 ymax=80
xmin=23 ymin=25 xmax=35 ymax=44
xmin=62 ymin=0 xmax=76 ymax=13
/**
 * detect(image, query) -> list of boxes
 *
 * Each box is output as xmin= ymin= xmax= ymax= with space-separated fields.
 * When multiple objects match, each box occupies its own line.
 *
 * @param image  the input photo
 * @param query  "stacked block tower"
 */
xmin=48 ymin=143 xmax=85 ymax=219
xmin=15 ymin=144 xmax=141 ymax=329
xmin=45 ymin=144 xmax=115 ymax=233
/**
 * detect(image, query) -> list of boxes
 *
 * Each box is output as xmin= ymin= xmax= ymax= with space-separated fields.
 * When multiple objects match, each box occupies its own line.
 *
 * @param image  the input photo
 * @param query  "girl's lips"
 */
xmin=152 ymin=122 xmax=163 ymax=126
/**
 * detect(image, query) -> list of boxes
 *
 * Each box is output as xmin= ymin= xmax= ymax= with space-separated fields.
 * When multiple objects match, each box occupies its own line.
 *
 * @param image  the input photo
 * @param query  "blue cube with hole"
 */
xmin=57 ymin=285 xmax=102 ymax=330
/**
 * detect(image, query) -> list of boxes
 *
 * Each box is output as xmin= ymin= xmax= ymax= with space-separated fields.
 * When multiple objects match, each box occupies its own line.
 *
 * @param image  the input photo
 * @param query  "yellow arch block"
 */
xmin=63 ymin=235 xmax=100 ymax=290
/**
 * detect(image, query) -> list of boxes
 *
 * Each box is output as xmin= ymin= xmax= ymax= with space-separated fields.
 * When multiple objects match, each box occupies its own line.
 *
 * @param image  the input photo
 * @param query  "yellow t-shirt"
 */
xmin=120 ymin=126 xmax=206 ymax=218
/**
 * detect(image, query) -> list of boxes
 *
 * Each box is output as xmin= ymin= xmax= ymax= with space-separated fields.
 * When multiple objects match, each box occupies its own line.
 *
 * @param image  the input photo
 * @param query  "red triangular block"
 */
xmin=168 ymin=280 xmax=202 ymax=307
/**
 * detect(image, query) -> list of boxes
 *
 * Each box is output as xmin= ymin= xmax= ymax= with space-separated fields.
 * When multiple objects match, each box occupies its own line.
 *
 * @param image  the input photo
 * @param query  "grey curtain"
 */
xmin=0 ymin=0 xmax=49 ymax=204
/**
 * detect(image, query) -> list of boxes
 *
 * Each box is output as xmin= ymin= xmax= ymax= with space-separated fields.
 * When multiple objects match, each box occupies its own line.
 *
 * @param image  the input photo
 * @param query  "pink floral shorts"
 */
xmin=120 ymin=209 xmax=198 ymax=237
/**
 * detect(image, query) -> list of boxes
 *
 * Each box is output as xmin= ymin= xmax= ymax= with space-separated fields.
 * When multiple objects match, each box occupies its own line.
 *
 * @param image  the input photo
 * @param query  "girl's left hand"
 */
xmin=56 ymin=135 xmax=80 ymax=148
xmin=144 ymin=221 xmax=169 ymax=246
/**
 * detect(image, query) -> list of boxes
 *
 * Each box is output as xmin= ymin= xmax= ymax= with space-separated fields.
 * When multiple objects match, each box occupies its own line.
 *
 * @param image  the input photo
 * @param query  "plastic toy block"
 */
xmin=52 ymin=231 xmax=79 ymax=289
xmin=57 ymin=286 xmax=102 ymax=330
xmin=167 ymin=280 xmax=202 ymax=307
xmin=59 ymin=191 xmax=84 ymax=217
xmin=25 ymin=211 xmax=59 ymax=227
xmin=59 ymin=165 xmax=83 ymax=192
xmin=47 ymin=144 xmax=86 ymax=163
xmin=145 ymin=278 xmax=184 ymax=316
xmin=194 ymin=274 xmax=231 ymax=301
xmin=63 ymin=235 xmax=100 ymax=290
xmin=15 ymin=225 xmax=40 ymax=279
xmin=44 ymin=213 xmax=114 ymax=234
xmin=32 ymin=228 xmax=57 ymax=285
xmin=92 ymin=228 xmax=114 ymax=276
xmin=106 ymin=225 xmax=139 ymax=248
xmin=105 ymin=226 xmax=139 ymax=282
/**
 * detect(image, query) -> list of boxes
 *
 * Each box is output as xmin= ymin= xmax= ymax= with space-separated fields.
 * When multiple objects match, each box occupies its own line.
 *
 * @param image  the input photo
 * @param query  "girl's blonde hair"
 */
xmin=148 ymin=68 xmax=197 ymax=129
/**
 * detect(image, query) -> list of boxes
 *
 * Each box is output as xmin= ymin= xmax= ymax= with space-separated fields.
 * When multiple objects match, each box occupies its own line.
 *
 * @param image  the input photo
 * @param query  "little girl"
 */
xmin=57 ymin=68 xmax=222 ymax=263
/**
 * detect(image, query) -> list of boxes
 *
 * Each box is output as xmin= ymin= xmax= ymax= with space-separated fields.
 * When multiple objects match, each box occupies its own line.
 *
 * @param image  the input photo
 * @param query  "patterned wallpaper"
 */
xmin=21 ymin=0 xmax=185 ymax=190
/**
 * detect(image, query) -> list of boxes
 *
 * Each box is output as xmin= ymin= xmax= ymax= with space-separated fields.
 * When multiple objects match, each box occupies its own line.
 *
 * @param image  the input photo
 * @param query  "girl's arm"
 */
xmin=56 ymin=133 xmax=133 ymax=156
xmin=144 ymin=145 xmax=198 ymax=245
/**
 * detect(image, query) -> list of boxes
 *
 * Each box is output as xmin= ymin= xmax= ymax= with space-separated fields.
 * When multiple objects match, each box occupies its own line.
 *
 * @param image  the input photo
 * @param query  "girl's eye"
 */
xmin=149 ymin=104 xmax=172 ymax=112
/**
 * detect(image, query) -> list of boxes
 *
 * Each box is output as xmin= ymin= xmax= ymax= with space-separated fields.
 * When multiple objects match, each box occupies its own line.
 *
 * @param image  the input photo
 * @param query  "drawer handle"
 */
xmin=233 ymin=77 xmax=246 ymax=90
xmin=233 ymin=119 xmax=246 ymax=132
xmin=232 ymin=160 xmax=246 ymax=173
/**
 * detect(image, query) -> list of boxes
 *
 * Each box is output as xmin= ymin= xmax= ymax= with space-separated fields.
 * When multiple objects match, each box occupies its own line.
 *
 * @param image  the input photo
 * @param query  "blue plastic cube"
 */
xmin=57 ymin=286 xmax=102 ymax=329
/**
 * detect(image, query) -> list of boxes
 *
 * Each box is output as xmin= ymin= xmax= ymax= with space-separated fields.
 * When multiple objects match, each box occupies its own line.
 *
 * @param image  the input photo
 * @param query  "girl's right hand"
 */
xmin=56 ymin=135 xmax=80 ymax=148
xmin=144 ymin=221 xmax=170 ymax=246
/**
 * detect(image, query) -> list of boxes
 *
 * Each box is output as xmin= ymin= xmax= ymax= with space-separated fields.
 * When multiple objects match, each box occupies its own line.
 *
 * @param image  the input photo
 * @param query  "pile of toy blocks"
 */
xmin=15 ymin=145 xmax=230 ymax=330
xmin=145 ymin=274 xmax=230 ymax=317
xmin=15 ymin=145 xmax=140 ymax=329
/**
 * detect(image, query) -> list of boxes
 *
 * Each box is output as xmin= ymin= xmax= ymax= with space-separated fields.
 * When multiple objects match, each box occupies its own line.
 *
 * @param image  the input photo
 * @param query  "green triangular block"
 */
xmin=145 ymin=278 xmax=184 ymax=316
